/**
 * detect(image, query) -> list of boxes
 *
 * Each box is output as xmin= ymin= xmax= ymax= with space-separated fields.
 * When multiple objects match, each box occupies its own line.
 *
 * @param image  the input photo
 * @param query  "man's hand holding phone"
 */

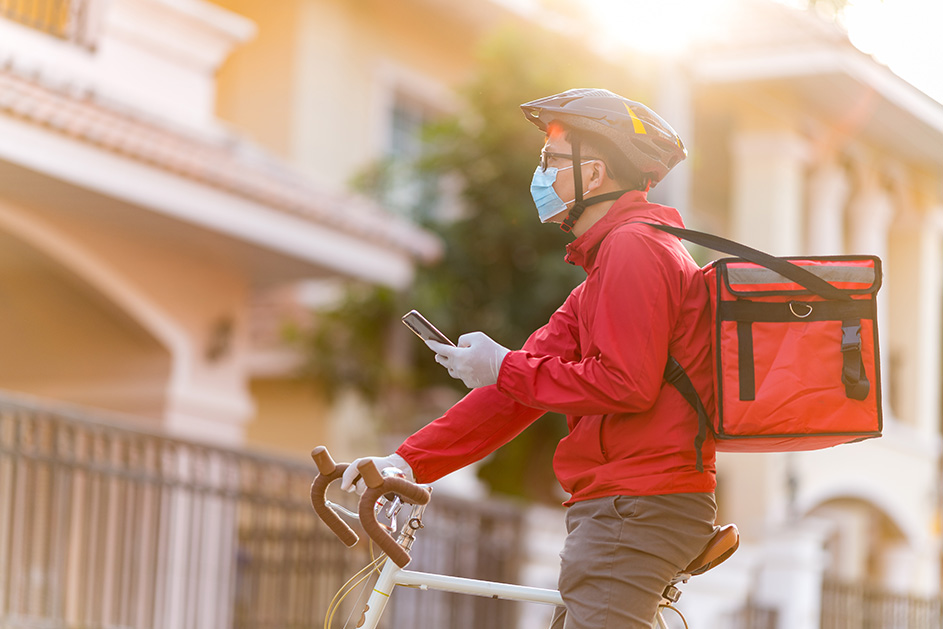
xmin=428 ymin=332 xmax=511 ymax=388
xmin=402 ymin=311 xmax=511 ymax=389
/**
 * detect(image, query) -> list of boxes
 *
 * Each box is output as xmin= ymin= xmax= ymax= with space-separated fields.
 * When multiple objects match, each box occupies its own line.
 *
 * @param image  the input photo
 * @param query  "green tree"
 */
xmin=297 ymin=25 xmax=647 ymax=503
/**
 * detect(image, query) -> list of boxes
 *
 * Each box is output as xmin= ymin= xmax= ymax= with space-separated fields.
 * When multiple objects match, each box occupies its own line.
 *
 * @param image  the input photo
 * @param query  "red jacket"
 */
xmin=398 ymin=191 xmax=716 ymax=504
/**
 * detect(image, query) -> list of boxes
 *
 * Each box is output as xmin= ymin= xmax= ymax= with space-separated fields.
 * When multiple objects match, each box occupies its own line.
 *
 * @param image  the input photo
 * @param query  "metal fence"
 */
xmin=0 ymin=397 xmax=524 ymax=629
xmin=0 ymin=0 xmax=98 ymax=48
xmin=822 ymin=579 xmax=943 ymax=629
xmin=722 ymin=602 xmax=779 ymax=629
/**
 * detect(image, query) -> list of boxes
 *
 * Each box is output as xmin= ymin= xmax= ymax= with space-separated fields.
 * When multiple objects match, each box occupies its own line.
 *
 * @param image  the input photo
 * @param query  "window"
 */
xmin=381 ymin=90 xmax=442 ymax=221
xmin=1 ymin=0 xmax=98 ymax=49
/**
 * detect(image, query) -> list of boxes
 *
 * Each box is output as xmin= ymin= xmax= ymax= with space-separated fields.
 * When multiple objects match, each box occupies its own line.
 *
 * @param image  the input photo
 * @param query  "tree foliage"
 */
xmin=296 ymin=25 xmax=647 ymax=503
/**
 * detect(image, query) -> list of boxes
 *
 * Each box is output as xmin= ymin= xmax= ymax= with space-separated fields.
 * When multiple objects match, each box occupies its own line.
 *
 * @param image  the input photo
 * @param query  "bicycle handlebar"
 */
xmin=310 ymin=446 xmax=432 ymax=568
xmin=310 ymin=446 xmax=360 ymax=548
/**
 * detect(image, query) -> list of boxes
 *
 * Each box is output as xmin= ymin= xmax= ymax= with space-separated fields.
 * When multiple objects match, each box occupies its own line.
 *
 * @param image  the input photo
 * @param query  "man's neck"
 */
xmin=570 ymin=187 xmax=632 ymax=238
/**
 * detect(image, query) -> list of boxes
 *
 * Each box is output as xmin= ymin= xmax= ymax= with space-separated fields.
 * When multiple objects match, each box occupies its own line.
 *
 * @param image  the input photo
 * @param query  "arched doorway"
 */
xmin=0 ymin=228 xmax=172 ymax=419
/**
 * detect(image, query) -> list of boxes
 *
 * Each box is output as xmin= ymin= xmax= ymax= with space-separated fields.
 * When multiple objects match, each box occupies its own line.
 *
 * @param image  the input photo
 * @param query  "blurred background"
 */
xmin=0 ymin=0 xmax=941 ymax=627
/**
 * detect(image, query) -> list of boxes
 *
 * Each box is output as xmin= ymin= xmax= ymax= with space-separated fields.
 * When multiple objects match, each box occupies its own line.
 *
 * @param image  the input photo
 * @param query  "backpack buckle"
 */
xmin=841 ymin=323 xmax=861 ymax=353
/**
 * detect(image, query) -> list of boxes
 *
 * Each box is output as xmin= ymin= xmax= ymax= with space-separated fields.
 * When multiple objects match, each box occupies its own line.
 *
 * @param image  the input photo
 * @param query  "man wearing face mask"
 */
xmin=341 ymin=88 xmax=717 ymax=629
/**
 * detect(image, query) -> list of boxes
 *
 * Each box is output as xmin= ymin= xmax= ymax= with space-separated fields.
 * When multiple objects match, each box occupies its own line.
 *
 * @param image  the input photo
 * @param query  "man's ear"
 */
xmin=588 ymin=160 xmax=606 ymax=189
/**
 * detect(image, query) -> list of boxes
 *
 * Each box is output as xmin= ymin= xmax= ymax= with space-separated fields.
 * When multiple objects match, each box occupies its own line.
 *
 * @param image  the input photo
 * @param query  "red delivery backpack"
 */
xmin=643 ymin=223 xmax=882 ymax=471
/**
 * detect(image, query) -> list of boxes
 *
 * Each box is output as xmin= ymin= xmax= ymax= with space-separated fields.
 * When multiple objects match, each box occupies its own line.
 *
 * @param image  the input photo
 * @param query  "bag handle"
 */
xmin=639 ymin=223 xmax=853 ymax=302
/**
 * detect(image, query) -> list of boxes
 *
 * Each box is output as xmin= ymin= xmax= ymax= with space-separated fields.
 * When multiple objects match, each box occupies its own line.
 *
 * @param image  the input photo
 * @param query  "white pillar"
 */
xmin=847 ymin=178 xmax=894 ymax=417
xmin=650 ymin=61 xmax=692 ymax=215
xmin=912 ymin=207 xmax=943 ymax=439
xmin=806 ymin=161 xmax=850 ymax=255
xmin=730 ymin=130 xmax=810 ymax=254
xmin=847 ymin=179 xmax=893 ymax=260
xmin=754 ymin=522 xmax=829 ymax=629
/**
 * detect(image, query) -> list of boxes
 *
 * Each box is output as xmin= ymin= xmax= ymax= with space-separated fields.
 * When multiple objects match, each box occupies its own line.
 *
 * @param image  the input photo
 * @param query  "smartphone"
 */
xmin=402 ymin=310 xmax=455 ymax=347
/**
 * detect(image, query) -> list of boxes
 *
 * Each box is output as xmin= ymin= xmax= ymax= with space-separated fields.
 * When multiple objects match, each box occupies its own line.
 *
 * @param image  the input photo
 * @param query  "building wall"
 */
xmin=213 ymin=0 xmax=484 ymax=193
xmin=245 ymin=378 xmax=329 ymax=460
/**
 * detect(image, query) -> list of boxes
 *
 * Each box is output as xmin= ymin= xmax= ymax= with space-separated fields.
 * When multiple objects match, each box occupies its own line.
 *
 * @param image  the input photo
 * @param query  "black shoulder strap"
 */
xmin=664 ymin=357 xmax=710 ymax=472
xmin=639 ymin=222 xmax=852 ymax=302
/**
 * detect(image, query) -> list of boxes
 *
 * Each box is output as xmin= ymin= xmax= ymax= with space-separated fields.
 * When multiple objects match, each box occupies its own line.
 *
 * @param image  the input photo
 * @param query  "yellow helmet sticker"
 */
xmin=624 ymin=102 xmax=647 ymax=135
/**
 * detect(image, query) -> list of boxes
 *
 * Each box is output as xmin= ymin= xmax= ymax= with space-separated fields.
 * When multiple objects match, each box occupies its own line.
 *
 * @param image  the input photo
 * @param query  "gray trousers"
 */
xmin=549 ymin=493 xmax=717 ymax=629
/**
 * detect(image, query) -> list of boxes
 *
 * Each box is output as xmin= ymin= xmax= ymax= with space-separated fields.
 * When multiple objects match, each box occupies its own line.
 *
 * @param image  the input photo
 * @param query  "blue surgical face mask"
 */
xmin=530 ymin=166 xmax=568 ymax=223
xmin=530 ymin=161 xmax=591 ymax=223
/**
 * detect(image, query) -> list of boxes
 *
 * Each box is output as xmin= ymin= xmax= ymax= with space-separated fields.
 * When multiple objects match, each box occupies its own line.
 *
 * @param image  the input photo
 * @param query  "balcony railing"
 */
xmin=722 ymin=602 xmax=779 ymax=628
xmin=0 ymin=396 xmax=524 ymax=629
xmin=0 ymin=0 xmax=99 ymax=49
xmin=822 ymin=579 xmax=943 ymax=629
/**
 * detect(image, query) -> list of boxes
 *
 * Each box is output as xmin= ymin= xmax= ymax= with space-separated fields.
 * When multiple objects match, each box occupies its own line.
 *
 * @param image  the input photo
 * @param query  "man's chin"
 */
xmin=546 ymin=209 xmax=569 ymax=224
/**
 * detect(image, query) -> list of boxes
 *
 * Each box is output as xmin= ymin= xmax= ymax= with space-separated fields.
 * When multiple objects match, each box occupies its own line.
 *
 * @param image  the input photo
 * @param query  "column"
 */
xmin=753 ymin=522 xmax=830 ymax=629
xmin=806 ymin=160 xmax=850 ymax=255
xmin=650 ymin=61 xmax=692 ymax=214
xmin=912 ymin=206 xmax=943 ymax=439
xmin=847 ymin=176 xmax=893 ymax=260
xmin=876 ymin=540 xmax=942 ymax=598
xmin=730 ymin=130 xmax=810 ymax=254
xmin=847 ymin=175 xmax=894 ymax=418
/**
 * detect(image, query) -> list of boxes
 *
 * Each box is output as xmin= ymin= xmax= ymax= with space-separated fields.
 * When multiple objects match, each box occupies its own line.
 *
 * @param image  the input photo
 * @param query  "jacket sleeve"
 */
xmin=396 ymin=287 xmax=584 ymax=484
xmin=496 ymin=229 xmax=680 ymax=416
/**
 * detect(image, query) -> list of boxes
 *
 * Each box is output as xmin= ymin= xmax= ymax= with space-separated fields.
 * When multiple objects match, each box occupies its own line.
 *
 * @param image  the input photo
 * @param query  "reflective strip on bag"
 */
xmin=723 ymin=260 xmax=878 ymax=295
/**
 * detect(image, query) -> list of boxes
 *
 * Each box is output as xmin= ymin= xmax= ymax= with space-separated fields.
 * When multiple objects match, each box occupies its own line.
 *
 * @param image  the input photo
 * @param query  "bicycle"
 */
xmin=310 ymin=446 xmax=739 ymax=629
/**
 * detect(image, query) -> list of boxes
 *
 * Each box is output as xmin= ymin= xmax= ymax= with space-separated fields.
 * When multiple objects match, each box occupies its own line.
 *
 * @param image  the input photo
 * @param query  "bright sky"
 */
xmin=842 ymin=0 xmax=943 ymax=103
xmin=580 ymin=0 xmax=943 ymax=104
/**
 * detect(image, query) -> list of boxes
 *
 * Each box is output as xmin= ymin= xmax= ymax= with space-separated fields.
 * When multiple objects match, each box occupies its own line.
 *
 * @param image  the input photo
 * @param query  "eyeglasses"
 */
xmin=539 ymin=148 xmax=601 ymax=172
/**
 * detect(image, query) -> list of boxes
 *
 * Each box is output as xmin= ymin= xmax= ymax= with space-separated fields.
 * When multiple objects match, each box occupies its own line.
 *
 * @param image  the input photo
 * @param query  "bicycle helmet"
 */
xmin=521 ymin=88 xmax=687 ymax=186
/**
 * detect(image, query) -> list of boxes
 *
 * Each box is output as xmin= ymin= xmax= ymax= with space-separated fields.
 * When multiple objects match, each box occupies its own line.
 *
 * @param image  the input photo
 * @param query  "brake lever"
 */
xmin=357 ymin=459 xmax=431 ymax=568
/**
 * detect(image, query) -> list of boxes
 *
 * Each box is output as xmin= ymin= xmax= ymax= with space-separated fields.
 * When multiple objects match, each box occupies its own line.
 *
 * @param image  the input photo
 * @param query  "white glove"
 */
xmin=427 ymin=331 xmax=511 ymax=389
xmin=340 ymin=453 xmax=414 ymax=495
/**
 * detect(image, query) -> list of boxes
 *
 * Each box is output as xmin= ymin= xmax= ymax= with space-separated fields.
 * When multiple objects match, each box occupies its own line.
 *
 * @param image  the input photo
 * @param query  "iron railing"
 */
xmin=0 ymin=0 xmax=98 ymax=48
xmin=721 ymin=602 xmax=779 ymax=629
xmin=822 ymin=579 xmax=943 ymax=629
xmin=0 ymin=397 xmax=524 ymax=629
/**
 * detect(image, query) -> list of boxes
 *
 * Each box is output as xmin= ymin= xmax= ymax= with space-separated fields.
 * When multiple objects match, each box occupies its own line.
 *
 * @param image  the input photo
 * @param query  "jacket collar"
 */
xmin=564 ymin=190 xmax=686 ymax=269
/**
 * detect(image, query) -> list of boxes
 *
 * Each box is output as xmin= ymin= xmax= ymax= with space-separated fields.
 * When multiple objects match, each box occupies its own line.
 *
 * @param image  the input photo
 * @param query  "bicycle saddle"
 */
xmin=683 ymin=523 xmax=739 ymax=577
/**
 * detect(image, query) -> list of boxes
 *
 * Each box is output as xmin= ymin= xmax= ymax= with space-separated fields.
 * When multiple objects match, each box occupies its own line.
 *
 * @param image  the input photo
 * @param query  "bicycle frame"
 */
xmin=352 ymin=501 xmax=675 ymax=629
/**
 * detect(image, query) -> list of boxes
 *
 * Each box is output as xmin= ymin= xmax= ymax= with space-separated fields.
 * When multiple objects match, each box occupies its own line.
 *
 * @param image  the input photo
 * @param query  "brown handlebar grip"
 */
xmin=357 ymin=459 xmax=385 ymax=489
xmin=357 ymin=477 xmax=431 ymax=568
xmin=310 ymin=462 xmax=359 ymax=548
xmin=311 ymin=446 xmax=337 ymax=476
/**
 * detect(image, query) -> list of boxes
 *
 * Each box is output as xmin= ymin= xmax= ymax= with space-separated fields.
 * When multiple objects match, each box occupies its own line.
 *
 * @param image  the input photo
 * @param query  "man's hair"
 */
xmin=549 ymin=122 xmax=648 ymax=191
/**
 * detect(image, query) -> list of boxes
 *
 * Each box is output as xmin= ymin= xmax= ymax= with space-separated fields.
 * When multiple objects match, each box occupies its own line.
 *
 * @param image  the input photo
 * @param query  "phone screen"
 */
xmin=402 ymin=310 xmax=455 ymax=346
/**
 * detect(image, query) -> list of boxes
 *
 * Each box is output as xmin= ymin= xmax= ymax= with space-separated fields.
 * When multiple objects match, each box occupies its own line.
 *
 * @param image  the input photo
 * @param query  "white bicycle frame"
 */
xmin=330 ymin=500 xmax=676 ymax=629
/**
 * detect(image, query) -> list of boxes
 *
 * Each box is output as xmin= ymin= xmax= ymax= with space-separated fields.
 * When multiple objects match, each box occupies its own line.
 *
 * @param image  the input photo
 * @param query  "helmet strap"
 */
xmin=559 ymin=137 xmax=630 ymax=233
xmin=571 ymin=137 xmax=584 ymax=206
xmin=561 ymin=137 xmax=585 ymax=233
